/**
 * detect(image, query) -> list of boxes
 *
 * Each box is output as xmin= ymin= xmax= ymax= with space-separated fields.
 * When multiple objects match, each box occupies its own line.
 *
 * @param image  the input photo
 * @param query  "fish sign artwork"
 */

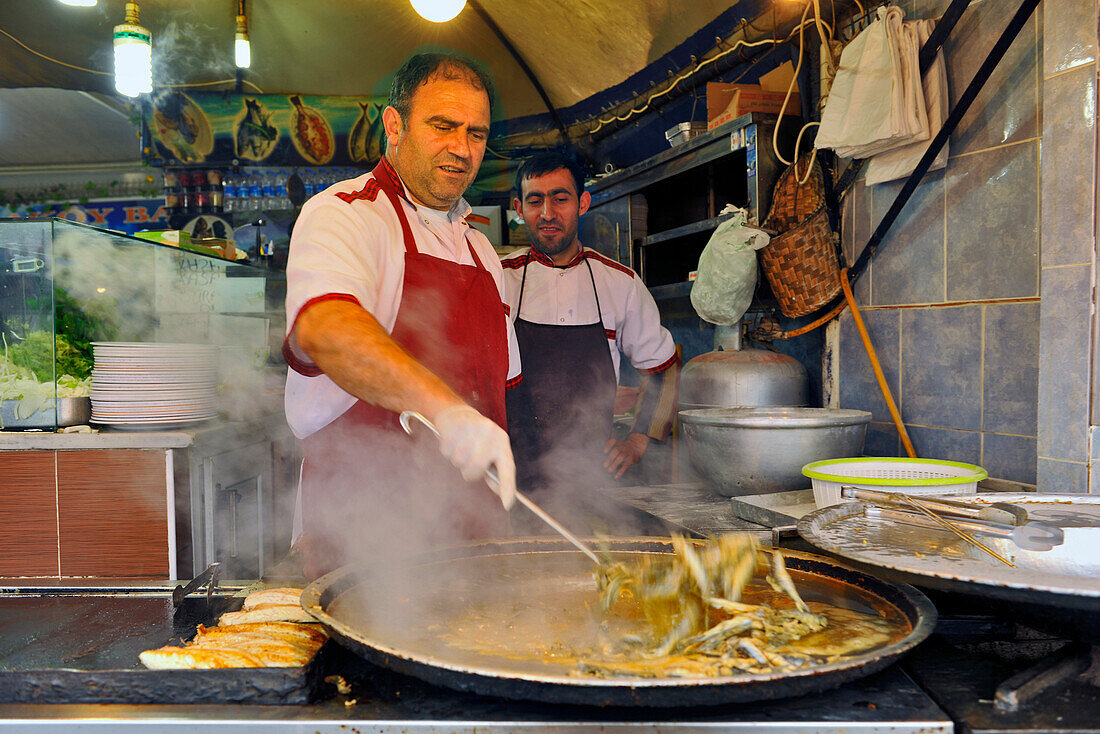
xmin=143 ymin=92 xmax=389 ymax=168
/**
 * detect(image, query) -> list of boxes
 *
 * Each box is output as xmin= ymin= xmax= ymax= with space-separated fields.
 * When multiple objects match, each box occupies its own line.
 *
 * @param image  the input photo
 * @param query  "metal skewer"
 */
xmin=399 ymin=410 xmax=603 ymax=567
xmin=888 ymin=491 xmax=1016 ymax=568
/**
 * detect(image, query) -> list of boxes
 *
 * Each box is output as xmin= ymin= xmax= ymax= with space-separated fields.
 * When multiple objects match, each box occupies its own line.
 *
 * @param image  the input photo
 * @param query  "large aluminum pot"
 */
xmin=679 ymin=325 xmax=808 ymax=410
xmin=679 ymin=407 xmax=871 ymax=496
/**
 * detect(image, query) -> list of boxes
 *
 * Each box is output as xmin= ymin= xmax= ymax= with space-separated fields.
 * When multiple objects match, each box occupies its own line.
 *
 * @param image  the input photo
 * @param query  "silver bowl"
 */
xmin=679 ymin=407 xmax=871 ymax=496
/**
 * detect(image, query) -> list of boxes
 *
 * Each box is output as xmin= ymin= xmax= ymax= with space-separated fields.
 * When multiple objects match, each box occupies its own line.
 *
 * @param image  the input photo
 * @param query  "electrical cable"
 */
xmin=586 ymin=12 xmax=834 ymax=135
xmin=0 ymin=25 xmax=264 ymax=93
xmin=160 ymin=78 xmax=264 ymax=93
xmin=588 ymin=35 xmax=778 ymax=134
xmin=0 ymin=25 xmax=109 ymax=75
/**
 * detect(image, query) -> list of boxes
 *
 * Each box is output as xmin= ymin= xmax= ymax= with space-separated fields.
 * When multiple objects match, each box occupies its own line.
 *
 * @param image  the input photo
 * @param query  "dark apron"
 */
xmin=298 ymin=159 xmax=509 ymax=580
xmin=508 ymin=256 xmax=617 ymax=493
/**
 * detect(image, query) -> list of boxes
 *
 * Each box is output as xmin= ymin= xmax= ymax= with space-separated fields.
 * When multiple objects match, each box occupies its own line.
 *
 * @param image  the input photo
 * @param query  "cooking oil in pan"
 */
xmin=328 ymin=550 xmax=912 ymax=679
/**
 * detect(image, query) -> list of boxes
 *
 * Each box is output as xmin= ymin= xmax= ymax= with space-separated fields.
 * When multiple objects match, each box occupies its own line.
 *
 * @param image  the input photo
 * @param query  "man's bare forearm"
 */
xmin=295 ymin=299 xmax=467 ymax=421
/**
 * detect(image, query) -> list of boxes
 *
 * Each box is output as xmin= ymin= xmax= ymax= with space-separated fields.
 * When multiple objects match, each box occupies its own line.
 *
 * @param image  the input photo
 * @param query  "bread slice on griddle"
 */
xmin=219 ymin=603 xmax=315 ymax=626
xmin=241 ymin=587 xmax=304 ymax=609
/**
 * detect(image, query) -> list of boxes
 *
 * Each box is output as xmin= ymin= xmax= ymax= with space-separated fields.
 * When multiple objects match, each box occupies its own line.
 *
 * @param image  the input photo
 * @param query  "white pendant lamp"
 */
xmin=58 ymin=0 xmax=97 ymax=7
xmin=113 ymin=1 xmax=152 ymax=97
xmin=410 ymin=0 xmax=466 ymax=23
xmin=234 ymin=0 xmax=251 ymax=69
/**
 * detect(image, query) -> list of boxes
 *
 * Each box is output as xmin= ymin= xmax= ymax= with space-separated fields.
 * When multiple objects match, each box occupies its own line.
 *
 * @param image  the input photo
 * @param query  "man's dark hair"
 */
xmin=387 ymin=52 xmax=496 ymax=121
xmin=514 ymin=149 xmax=587 ymax=198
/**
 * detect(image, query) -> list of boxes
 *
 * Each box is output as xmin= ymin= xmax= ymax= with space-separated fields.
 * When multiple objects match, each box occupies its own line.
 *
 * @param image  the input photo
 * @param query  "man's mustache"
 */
xmin=440 ymin=154 xmax=470 ymax=168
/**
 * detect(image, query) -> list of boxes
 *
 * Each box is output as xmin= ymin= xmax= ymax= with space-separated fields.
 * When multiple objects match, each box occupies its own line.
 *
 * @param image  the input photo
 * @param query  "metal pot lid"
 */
xmin=678 ymin=407 xmax=872 ymax=428
xmin=301 ymin=538 xmax=935 ymax=707
xmin=798 ymin=494 xmax=1100 ymax=606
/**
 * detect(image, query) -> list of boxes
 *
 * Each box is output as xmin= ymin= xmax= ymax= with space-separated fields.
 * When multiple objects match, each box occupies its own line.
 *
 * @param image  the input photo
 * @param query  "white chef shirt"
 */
xmin=500 ymin=246 xmax=677 ymax=378
xmin=283 ymin=163 xmax=522 ymax=439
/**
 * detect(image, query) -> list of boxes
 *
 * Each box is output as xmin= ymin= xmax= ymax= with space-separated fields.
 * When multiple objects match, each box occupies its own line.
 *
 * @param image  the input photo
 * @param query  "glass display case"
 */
xmin=0 ymin=218 xmax=285 ymax=430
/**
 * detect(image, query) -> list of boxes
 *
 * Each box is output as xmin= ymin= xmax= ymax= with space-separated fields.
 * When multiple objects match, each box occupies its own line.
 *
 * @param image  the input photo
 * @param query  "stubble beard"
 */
xmin=531 ymin=222 xmax=579 ymax=260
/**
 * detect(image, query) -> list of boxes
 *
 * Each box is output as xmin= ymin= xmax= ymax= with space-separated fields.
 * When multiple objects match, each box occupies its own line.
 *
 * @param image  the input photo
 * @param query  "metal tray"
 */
xmin=0 ymin=396 xmax=90 ymax=429
xmin=797 ymin=494 xmax=1100 ymax=641
xmin=0 ymin=591 xmax=329 ymax=704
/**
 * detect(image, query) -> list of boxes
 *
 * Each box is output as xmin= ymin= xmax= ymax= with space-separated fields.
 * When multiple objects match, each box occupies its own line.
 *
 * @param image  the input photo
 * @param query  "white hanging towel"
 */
xmin=865 ymin=19 xmax=950 ymax=185
xmin=816 ymin=7 xmax=930 ymax=159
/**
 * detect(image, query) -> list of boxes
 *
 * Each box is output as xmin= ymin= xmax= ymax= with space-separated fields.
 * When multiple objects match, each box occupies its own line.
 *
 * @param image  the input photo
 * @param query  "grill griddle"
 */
xmin=0 ymin=592 xmax=329 ymax=704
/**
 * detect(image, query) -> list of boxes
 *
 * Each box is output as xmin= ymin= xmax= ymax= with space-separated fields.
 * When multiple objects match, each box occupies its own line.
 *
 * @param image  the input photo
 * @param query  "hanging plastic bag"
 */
xmin=690 ymin=206 xmax=771 ymax=325
xmin=816 ymin=6 xmax=928 ymax=159
xmin=865 ymin=19 xmax=950 ymax=185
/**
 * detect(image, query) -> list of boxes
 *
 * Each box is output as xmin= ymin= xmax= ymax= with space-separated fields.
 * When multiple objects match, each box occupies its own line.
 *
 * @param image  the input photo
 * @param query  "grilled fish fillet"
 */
xmin=139 ymin=645 xmax=264 ymax=669
xmin=242 ymin=587 xmax=304 ymax=609
xmin=189 ymin=636 xmax=314 ymax=667
xmin=219 ymin=603 xmax=314 ymax=626
xmin=196 ymin=622 xmax=327 ymax=647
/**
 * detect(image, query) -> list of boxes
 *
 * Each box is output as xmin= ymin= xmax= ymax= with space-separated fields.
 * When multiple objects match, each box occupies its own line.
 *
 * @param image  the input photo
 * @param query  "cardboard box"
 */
xmin=706 ymin=83 xmax=801 ymax=130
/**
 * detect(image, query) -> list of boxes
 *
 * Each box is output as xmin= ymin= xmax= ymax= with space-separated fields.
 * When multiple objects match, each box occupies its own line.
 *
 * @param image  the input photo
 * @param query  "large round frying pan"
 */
xmin=798 ymin=494 xmax=1100 ymax=641
xmin=301 ymin=537 xmax=935 ymax=707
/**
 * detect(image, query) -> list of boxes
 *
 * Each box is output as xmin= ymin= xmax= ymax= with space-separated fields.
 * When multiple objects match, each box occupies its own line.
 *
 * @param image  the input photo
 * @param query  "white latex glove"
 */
xmin=433 ymin=406 xmax=516 ymax=511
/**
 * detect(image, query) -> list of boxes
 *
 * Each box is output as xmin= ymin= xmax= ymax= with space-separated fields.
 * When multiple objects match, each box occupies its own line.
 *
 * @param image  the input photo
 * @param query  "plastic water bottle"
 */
xmin=248 ymin=170 xmax=263 ymax=211
xmin=223 ymin=171 xmax=238 ymax=213
xmin=260 ymin=169 xmax=276 ymax=210
xmin=276 ymin=169 xmax=290 ymax=209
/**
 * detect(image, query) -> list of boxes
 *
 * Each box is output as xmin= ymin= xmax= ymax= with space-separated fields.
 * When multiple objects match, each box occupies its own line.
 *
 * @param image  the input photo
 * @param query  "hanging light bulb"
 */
xmin=57 ymin=0 xmax=97 ymax=7
xmin=113 ymin=1 xmax=152 ymax=97
xmin=409 ymin=0 xmax=466 ymax=23
xmin=234 ymin=0 xmax=251 ymax=69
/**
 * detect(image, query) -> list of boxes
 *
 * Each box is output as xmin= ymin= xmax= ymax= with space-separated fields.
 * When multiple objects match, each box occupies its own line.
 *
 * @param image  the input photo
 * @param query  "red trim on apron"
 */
xmin=298 ymin=159 xmax=509 ymax=579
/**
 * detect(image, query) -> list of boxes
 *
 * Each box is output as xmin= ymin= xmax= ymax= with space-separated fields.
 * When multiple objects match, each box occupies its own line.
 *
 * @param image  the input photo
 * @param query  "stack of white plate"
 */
xmin=91 ymin=342 xmax=219 ymax=429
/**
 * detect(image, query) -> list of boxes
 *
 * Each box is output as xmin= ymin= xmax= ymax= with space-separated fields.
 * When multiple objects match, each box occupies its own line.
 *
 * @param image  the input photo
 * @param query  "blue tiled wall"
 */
xmin=836 ymin=0 xmax=1054 ymax=487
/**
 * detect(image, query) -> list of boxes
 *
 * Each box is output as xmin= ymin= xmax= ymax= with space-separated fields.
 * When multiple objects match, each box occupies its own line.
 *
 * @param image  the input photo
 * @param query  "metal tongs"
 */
xmin=399 ymin=411 xmax=602 ymax=566
xmin=172 ymin=561 xmax=221 ymax=607
xmin=842 ymin=487 xmax=1065 ymax=565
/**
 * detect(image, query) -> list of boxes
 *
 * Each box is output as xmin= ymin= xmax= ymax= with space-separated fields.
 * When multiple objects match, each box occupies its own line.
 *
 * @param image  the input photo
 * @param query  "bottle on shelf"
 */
xmin=261 ymin=169 xmax=276 ymax=211
xmin=248 ymin=170 xmax=263 ymax=211
xmin=276 ymin=169 xmax=290 ymax=210
xmin=223 ymin=170 xmax=238 ymax=213
xmin=207 ymin=170 xmax=223 ymax=214
xmin=163 ymin=169 xmax=180 ymax=217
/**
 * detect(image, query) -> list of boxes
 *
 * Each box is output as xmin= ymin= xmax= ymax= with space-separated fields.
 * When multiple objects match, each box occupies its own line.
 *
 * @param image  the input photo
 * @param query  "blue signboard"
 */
xmin=1 ymin=199 xmax=171 ymax=236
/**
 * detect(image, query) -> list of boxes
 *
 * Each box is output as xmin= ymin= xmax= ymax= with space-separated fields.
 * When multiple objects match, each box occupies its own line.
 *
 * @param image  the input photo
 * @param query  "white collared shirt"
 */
xmin=500 ymin=246 xmax=677 ymax=378
xmin=283 ymin=168 xmax=522 ymax=439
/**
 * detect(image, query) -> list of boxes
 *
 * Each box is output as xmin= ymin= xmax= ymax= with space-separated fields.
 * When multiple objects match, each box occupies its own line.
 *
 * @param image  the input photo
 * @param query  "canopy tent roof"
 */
xmin=0 ymin=0 xmax=790 ymax=169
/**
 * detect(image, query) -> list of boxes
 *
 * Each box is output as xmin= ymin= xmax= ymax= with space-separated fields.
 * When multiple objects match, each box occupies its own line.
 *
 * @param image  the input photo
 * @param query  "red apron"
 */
xmin=298 ymin=159 xmax=509 ymax=579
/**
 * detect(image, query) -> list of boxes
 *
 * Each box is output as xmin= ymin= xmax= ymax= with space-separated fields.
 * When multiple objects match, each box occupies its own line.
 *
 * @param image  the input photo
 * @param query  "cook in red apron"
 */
xmin=507 ymin=256 xmax=617 ymax=495
xmin=298 ymin=160 xmax=510 ymax=580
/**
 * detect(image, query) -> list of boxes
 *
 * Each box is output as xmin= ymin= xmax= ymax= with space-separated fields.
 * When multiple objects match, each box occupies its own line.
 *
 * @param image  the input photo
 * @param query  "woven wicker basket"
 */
xmin=761 ymin=156 xmax=843 ymax=318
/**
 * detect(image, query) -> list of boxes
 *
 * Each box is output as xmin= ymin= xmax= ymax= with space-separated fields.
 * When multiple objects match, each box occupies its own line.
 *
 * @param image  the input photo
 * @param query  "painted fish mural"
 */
xmin=234 ymin=98 xmax=279 ymax=161
xmin=289 ymin=95 xmax=335 ymax=165
xmin=152 ymin=92 xmax=213 ymax=163
xmin=348 ymin=102 xmax=384 ymax=164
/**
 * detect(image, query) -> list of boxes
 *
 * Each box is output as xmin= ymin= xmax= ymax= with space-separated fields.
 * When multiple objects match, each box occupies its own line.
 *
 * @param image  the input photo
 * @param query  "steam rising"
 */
xmin=49 ymin=225 xmax=273 ymax=578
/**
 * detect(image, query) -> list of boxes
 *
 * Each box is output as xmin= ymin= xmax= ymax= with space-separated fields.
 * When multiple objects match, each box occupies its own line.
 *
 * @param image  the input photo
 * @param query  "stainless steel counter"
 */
xmin=0 ymin=660 xmax=951 ymax=733
xmin=0 ymin=415 xmax=292 ymax=451
xmin=597 ymin=482 xmax=766 ymax=536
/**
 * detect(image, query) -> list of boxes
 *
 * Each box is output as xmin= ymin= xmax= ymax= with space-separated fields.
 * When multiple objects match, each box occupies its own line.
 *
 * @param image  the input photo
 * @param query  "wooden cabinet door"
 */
xmin=57 ymin=449 xmax=170 ymax=577
xmin=0 ymin=451 xmax=58 ymax=577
